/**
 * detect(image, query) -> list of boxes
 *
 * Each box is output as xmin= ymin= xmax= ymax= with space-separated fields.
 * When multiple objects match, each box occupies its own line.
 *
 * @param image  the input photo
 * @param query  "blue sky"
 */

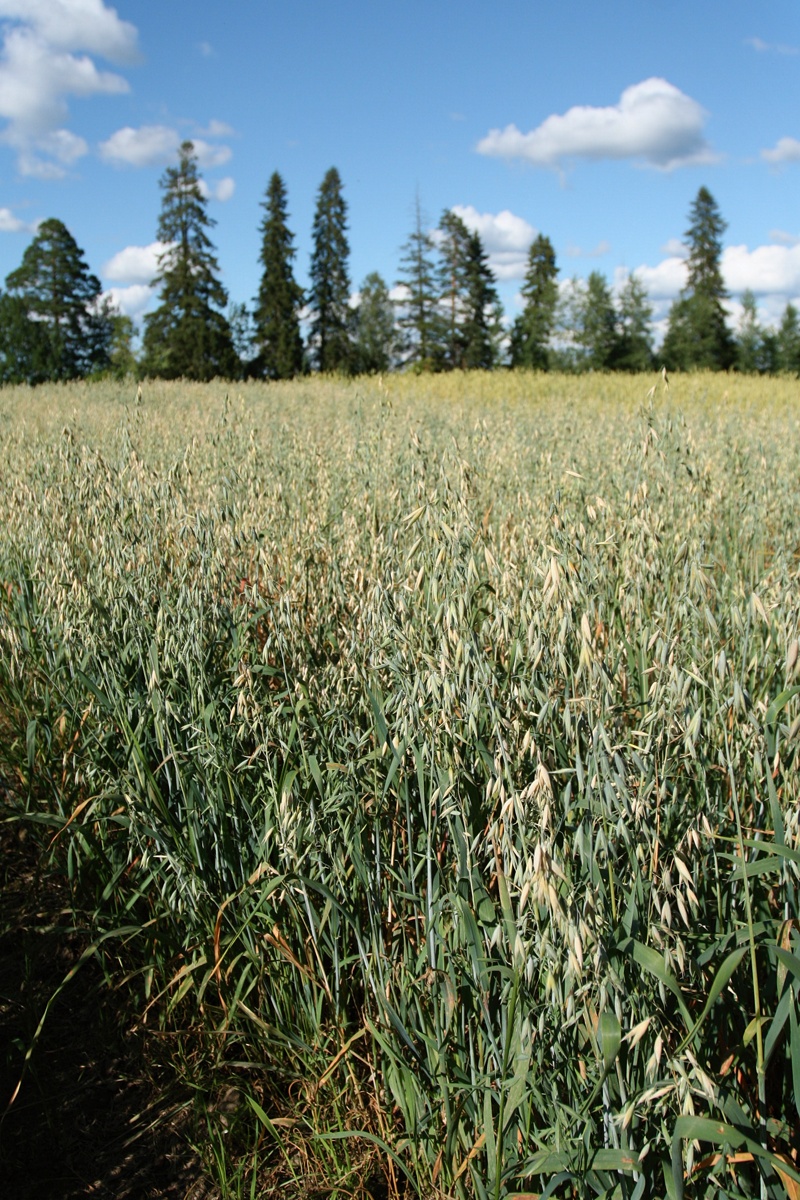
xmin=1 ymin=0 xmax=799 ymax=342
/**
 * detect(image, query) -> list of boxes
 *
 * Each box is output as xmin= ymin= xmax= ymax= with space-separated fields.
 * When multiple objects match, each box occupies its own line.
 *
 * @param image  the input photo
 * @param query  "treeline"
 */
xmin=1 ymin=142 xmax=800 ymax=383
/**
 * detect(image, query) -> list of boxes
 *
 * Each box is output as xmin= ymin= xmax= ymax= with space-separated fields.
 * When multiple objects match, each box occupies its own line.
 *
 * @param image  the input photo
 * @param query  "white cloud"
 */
xmin=660 ymin=237 xmax=688 ymax=258
xmin=0 ymin=204 xmax=37 ymax=232
xmin=101 ymin=283 xmax=154 ymax=320
xmin=744 ymin=36 xmax=798 ymax=56
xmin=722 ymin=242 xmax=800 ymax=296
xmin=450 ymin=204 xmax=536 ymax=279
xmin=197 ymin=175 xmax=235 ymax=201
xmin=476 ymin=78 xmax=715 ymax=172
xmin=565 ymin=240 xmax=611 ymax=259
xmin=102 ymin=241 xmax=173 ymax=283
xmin=0 ymin=1 xmax=139 ymax=62
xmin=191 ymin=138 xmax=232 ymax=169
xmin=630 ymin=256 xmax=688 ymax=300
xmin=99 ymin=124 xmax=179 ymax=166
xmin=770 ymin=229 xmax=800 ymax=247
xmin=625 ymin=241 xmax=800 ymax=318
xmin=761 ymin=136 xmax=800 ymax=165
xmin=197 ymin=118 xmax=234 ymax=138
xmin=100 ymin=126 xmax=232 ymax=170
xmin=0 ymin=2 xmax=135 ymax=175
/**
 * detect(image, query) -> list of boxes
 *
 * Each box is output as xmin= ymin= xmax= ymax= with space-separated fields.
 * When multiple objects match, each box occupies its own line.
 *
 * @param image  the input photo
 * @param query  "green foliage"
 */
xmin=509 ymin=234 xmax=559 ymax=370
xmin=308 ymin=167 xmax=352 ymax=374
xmin=663 ymin=188 xmax=735 ymax=371
xmin=253 ymin=172 xmax=305 ymax=380
xmin=576 ymin=270 xmax=618 ymax=369
xmin=2 ymin=373 xmax=799 ymax=1197
xmin=395 ymin=196 xmax=442 ymax=371
xmin=777 ymin=302 xmax=800 ymax=374
xmin=615 ymin=272 xmax=654 ymax=372
xmin=4 ymin=217 xmax=113 ymax=381
xmin=0 ymin=291 xmax=51 ymax=384
xmin=435 ymin=210 xmax=502 ymax=370
xmin=142 ymin=141 xmax=237 ymax=381
xmin=352 ymin=271 xmax=396 ymax=373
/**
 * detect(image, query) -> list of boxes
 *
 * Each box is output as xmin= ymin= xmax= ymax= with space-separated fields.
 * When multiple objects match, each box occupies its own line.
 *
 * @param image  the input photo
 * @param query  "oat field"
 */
xmin=1 ymin=371 xmax=799 ymax=1198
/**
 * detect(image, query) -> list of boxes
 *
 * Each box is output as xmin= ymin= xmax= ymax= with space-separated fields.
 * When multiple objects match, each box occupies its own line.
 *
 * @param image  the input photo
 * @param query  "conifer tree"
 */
xmin=142 ymin=141 xmax=237 ymax=380
xmin=777 ymin=302 xmax=800 ymax=374
xmin=5 ymin=217 xmax=113 ymax=380
xmin=437 ymin=210 xmax=472 ymax=369
xmin=576 ymin=271 xmax=618 ymax=370
xmin=395 ymin=196 xmax=440 ymax=370
xmin=353 ymin=272 xmax=396 ymax=373
xmin=308 ymin=167 xmax=352 ymax=373
xmin=614 ymin=273 xmax=654 ymax=372
xmin=662 ymin=187 xmax=735 ymax=371
xmin=509 ymin=234 xmax=559 ymax=369
xmin=253 ymin=172 xmax=304 ymax=379
xmin=735 ymin=290 xmax=762 ymax=373
xmin=460 ymin=229 xmax=502 ymax=369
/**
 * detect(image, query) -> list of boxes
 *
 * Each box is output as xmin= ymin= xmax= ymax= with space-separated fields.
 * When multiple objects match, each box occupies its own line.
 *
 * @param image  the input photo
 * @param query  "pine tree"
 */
xmin=662 ymin=187 xmax=735 ymax=371
xmin=253 ymin=172 xmax=304 ymax=379
xmin=308 ymin=167 xmax=352 ymax=373
xmin=353 ymin=272 xmax=396 ymax=373
xmin=0 ymin=291 xmax=50 ymax=383
xmin=142 ymin=141 xmax=237 ymax=380
xmin=614 ymin=273 xmax=654 ymax=372
xmin=395 ymin=196 xmax=440 ymax=370
xmin=4 ymin=217 xmax=113 ymax=380
xmin=509 ymin=234 xmax=558 ymax=369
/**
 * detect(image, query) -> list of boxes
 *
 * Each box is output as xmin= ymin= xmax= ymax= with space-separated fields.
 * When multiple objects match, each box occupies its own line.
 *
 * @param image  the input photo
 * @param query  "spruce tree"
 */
xmin=253 ymin=172 xmax=304 ymax=379
xmin=5 ymin=217 xmax=113 ymax=380
xmin=460 ymin=230 xmax=502 ymax=369
xmin=308 ymin=167 xmax=352 ymax=373
xmin=142 ymin=141 xmax=237 ymax=380
xmin=353 ymin=272 xmax=396 ymax=373
xmin=662 ymin=187 xmax=735 ymax=371
xmin=395 ymin=196 xmax=440 ymax=370
xmin=509 ymin=234 xmax=559 ymax=369
xmin=437 ymin=210 xmax=472 ymax=369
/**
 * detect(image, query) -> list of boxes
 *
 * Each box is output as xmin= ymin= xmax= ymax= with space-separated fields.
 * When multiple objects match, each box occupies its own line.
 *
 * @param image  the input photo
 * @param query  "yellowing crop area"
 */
xmin=1 ymin=372 xmax=799 ymax=1198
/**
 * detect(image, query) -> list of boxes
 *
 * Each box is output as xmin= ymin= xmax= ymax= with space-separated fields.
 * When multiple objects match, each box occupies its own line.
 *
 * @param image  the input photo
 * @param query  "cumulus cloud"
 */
xmin=761 ymin=136 xmax=800 ymax=165
xmin=102 ymin=241 xmax=173 ymax=284
xmin=629 ymin=256 xmax=689 ymax=300
xmin=476 ymin=78 xmax=715 ymax=172
xmin=0 ymin=204 xmax=37 ymax=232
xmin=660 ymin=237 xmax=688 ymax=258
xmin=99 ymin=124 xmax=177 ymax=167
xmin=100 ymin=125 xmax=232 ymax=169
xmin=197 ymin=175 xmax=235 ymax=201
xmin=722 ymin=242 xmax=800 ymax=296
xmin=0 ymin=1 xmax=136 ymax=176
xmin=101 ymin=284 xmax=154 ymax=321
xmin=0 ymin=1 xmax=139 ymax=61
xmin=626 ymin=241 xmax=800 ymax=324
xmin=449 ymin=205 xmax=536 ymax=279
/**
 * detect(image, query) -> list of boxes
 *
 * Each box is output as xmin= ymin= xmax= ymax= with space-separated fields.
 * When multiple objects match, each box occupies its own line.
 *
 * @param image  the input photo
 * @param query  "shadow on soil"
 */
xmin=0 ymin=825 xmax=211 ymax=1199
